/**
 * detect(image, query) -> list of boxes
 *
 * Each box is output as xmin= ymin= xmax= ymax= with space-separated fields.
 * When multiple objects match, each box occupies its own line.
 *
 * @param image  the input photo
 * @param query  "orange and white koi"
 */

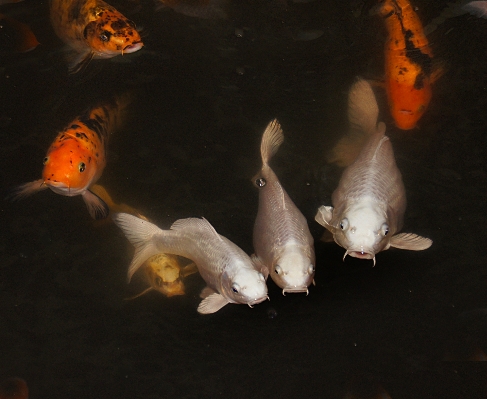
xmin=49 ymin=0 xmax=143 ymax=73
xmin=9 ymin=98 xmax=128 ymax=219
xmin=374 ymin=0 xmax=435 ymax=130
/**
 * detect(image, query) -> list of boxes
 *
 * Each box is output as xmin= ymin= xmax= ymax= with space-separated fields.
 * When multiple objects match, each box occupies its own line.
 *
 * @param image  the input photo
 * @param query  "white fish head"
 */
xmin=222 ymin=268 xmax=268 ymax=307
xmin=272 ymin=248 xmax=315 ymax=294
xmin=334 ymin=204 xmax=392 ymax=263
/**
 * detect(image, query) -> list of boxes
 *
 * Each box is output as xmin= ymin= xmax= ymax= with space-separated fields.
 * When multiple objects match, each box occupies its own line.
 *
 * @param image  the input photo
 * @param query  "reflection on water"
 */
xmin=0 ymin=0 xmax=486 ymax=398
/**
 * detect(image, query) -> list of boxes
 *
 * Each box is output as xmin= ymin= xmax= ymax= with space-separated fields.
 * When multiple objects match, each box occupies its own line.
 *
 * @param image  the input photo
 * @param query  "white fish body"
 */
xmin=112 ymin=213 xmax=268 ymax=314
xmin=315 ymin=79 xmax=432 ymax=264
xmin=252 ymin=119 xmax=315 ymax=294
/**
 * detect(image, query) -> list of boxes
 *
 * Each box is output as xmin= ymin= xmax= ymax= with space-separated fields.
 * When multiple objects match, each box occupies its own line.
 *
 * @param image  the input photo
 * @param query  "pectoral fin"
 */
xmin=315 ymin=205 xmax=335 ymax=233
xmin=390 ymin=233 xmax=433 ymax=251
xmin=251 ymin=254 xmax=269 ymax=280
xmin=67 ymin=49 xmax=94 ymax=74
xmin=197 ymin=293 xmax=229 ymax=314
xmin=82 ymin=190 xmax=109 ymax=220
xmin=200 ymin=286 xmax=216 ymax=299
xmin=181 ymin=262 xmax=198 ymax=278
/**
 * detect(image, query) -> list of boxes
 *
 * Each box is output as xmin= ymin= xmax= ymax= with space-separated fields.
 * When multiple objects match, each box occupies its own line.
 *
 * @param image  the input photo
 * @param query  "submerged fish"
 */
xmin=112 ymin=213 xmax=268 ymax=314
xmin=0 ymin=378 xmax=28 ymax=399
xmin=49 ymin=0 xmax=143 ymax=73
xmin=89 ymin=184 xmax=199 ymax=298
xmin=126 ymin=253 xmax=198 ymax=298
xmin=0 ymin=13 xmax=40 ymax=53
xmin=315 ymin=78 xmax=432 ymax=264
xmin=374 ymin=0 xmax=437 ymax=130
xmin=252 ymin=119 xmax=315 ymax=294
xmin=9 ymin=97 xmax=128 ymax=219
xmin=157 ymin=0 xmax=228 ymax=19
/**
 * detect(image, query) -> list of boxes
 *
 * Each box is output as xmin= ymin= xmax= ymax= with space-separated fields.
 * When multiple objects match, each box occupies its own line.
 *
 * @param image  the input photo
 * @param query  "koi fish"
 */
xmin=126 ymin=254 xmax=198 ymax=299
xmin=315 ymin=78 xmax=432 ymax=264
xmin=9 ymin=97 xmax=128 ymax=219
xmin=49 ymin=0 xmax=143 ymax=73
xmin=89 ymin=184 xmax=199 ymax=298
xmin=112 ymin=213 xmax=269 ymax=314
xmin=157 ymin=0 xmax=228 ymax=19
xmin=252 ymin=119 xmax=315 ymax=294
xmin=0 ymin=378 xmax=28 ymax=399
xmin=374 ymin=0 xmax=435 ymax=130
xmin=0 ymin=13 xmax=40 ymax=53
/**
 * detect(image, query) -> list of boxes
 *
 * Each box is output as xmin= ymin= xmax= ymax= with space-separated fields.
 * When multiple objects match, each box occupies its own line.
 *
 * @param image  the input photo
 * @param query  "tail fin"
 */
xmin=260 ymin=119 xmax=284 ymax=166
xmin=327 ymin=78 xmax=380 ymax=167
xmin=111 ymin=213 xmax=163 ymax=282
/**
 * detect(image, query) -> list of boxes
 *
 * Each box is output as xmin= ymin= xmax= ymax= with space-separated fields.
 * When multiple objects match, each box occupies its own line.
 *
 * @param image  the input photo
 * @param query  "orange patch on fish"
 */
xmin=376 ymin=0 xmax=435 ymax=130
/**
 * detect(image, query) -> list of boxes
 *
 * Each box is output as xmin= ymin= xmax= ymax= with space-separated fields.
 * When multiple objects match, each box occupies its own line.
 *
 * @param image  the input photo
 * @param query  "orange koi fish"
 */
xmin=9 ymin=98 xmax=128 ymax=219
xmin=157 ymin=0 xmax=228 ymax=19
xmin=49 ymin=0 xmax=143 ymax=73
xmin=375 ymin=0 xmax=435 ymax=130
xmin=0 ymin=13 xmax=40 ymax=52
xmin=0 ymin=378 xmax=28 ymax=399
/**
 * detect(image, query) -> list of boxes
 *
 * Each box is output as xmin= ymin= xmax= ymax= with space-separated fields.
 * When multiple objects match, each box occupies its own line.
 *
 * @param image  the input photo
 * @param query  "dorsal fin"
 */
xmin=170 ymin=217 xmax=223 ymax=242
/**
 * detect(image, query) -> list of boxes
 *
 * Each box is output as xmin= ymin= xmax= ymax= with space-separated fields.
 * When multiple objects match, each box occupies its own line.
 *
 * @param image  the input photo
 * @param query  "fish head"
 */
xmin=222 ymin=267 xmax=268 ymax=307
xmin=83 ymin=9 xmax=143 ymax=57
xmin=334 ymin=205 xmax=392 ymax=263
xmin=42 ymin=139 xmax=99 ymax=196
xmin=272 ymin=248 xmax=315 ymax=294
xmin=145 ymin=254 xmax=185 ymax=297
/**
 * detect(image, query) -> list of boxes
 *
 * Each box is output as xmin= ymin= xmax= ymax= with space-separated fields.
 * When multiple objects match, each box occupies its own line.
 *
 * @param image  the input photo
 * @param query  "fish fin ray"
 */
xmin=83 ymin=190 xmax=109 ymax=220
xmin=390 ymin=233 xmax=433 ymax=250
xmin=6 ymin=179 xmax=47 ymax=201
xmin=67 ymin=50 xmax=94 ymax=74
xmin=260 ymin=119 xmax=284 ymax=165
xmin=251 ymin=254 xmax=269 ymax=280
xmin=200 ymin=286 xmax=216 ymax=299
xmin=170 ymin=217 xmax=223 ymax=242
xmin=181 ymin=262 xmax=198 ymax=278
xmin=197 ymin=293 xmax=229 ymax=314
xmin=315 ymin=206 xmax=335 ymax=233
xmin=111 ymin=213 xmax=164 ymax=282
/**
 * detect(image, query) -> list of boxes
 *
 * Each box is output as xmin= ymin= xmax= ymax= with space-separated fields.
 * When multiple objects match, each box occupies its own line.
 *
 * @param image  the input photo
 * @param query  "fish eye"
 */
xmin=127 ymin=19 xmax=136 ymax=29
xmin=308 ymin=264 xmax=314 ymax=274
xmin=43 ymin=157 xmax=49 ymax=165
xmin=99 ymin=30 xmax=112 ymax=42
xmin=339 ymin=218 xmax=349 ymax=230
xmin=78 ymin=162 xmax=86 ymax=172
xmin=381 ymin=223 xmax=389 ymax=236
xmin=255 ymin=177 xmax=266 ymax=187
xmin=155 ymin=276 xmax=163 ymax=287
xmin=231 ymin=283 xmax=240 ymax=294
xmin=275 ymin=265 xmax=282 ymax=275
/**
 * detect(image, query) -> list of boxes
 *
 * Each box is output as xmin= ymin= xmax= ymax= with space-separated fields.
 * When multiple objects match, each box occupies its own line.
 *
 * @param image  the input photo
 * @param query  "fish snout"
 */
xmin=282 ymin=287 xmax=309 ymax=295
xmin=248 ymin=295 xmax=269 ymax=308
xmin=344 ymin=249 xmax=377 ymax=266
xmin=123 ymin=41 xmax=143 ymax=54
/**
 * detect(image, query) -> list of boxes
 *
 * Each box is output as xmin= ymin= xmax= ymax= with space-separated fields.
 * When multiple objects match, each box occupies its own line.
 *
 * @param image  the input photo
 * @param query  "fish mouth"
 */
xmin=122 ymin=41 xmax=143 ymax=54
xmin=343 ymin=250 xmax=376 ymax=266
xmin=247 ymin=295 xmax=269 ymax=308
xmin=282 ymin=287 xmax=309 ymax=295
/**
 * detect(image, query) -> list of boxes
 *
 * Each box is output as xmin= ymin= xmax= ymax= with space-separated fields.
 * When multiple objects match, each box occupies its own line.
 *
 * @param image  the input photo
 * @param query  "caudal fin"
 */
xmin=260 ymin=119 xmax=284 ymax=166
xmin=327 ymin=78 xmax=380 ymax=167
xmin=111 ymin=213 xmax=164 ymax=282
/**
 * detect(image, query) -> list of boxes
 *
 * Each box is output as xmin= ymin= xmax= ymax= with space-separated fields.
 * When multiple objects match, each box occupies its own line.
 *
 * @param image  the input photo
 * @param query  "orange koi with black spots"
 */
xmin=376 ymin=0 xmax=434 ymax=130
xmin=9 ymin=98 xmax=128 ymax=219
xmin=50 ymin=0 xmax=143 ymax=73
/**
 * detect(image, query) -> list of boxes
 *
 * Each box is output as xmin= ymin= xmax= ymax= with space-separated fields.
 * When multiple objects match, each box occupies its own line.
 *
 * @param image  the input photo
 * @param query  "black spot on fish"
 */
xmin=111 ymin=19 xmax=127 ymax=31
xmin=414 ymin=72 xmax=425 ymax=90
xmin=403 ymin=30 xmax=432 ymax=76
xmin=71 ymin=124 xmax=80 ymax=130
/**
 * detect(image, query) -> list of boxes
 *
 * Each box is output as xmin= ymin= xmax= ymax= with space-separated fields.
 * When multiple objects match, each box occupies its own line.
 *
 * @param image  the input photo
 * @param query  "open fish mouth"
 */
xmin=343 ymin=249 xmax=377 ymax=266
xmin=248 ymin=295 xmax=269 ymax=308
xmin=282 ymin=287 xmax=309 ymax=295
xmin=122 ymin=42 xmax=143 ymax=54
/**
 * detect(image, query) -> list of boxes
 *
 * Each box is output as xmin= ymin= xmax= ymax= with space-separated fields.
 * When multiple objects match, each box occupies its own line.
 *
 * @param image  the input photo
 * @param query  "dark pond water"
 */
xmin=1 ymin=0 xmax=486 ymax=398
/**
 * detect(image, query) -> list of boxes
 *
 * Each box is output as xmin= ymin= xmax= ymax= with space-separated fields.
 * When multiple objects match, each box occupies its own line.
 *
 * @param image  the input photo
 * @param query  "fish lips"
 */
xmin=123 ymin=41 xmax=143 ymax=53
xmin=282 ymin=287 xmax=309 ymax=295
xmin=248 ymin=295 xmax=269 ymax=307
